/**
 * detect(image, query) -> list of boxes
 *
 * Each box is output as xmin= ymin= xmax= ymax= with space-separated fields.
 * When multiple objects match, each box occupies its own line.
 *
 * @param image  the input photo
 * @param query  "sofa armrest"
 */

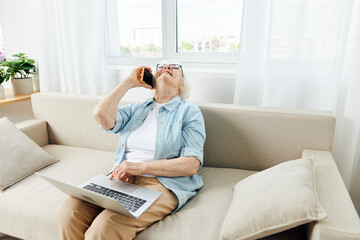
xmin=15 ymin=119 xmax=49 ymax=147
xmin=302 ymin=150 xmax=360 ymax=240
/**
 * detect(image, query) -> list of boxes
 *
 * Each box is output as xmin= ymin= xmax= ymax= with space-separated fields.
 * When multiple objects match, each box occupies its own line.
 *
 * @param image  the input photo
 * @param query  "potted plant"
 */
xmin=1 ymin=53 xmax=36 ymax=95
xmin=0 ymin=67 xmax=9 ymax=98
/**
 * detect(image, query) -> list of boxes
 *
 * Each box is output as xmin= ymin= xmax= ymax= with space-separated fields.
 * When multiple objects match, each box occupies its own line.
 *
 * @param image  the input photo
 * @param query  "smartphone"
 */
xmin=140 ymin=68 xmax=154 ymax=88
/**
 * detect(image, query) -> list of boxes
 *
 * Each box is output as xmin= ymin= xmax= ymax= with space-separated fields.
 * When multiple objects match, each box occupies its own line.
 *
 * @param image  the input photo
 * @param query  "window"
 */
xmin=177 ymin=0 xmax=243 ymax=53
xmin=106 ymin=0 xmax=244 ymax=65
xmin=109 ymin=0 xmax=162 ymax=57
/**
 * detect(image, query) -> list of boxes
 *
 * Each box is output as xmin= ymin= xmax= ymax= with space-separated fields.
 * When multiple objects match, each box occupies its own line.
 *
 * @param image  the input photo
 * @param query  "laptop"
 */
xmin=36 ymin=173 xmax=161 ymax=218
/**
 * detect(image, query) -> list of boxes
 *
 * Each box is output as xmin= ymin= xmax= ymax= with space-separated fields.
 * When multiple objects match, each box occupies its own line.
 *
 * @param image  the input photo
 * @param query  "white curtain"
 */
xmin=38 ymin=0 xmax=108 ymax=94
xmin=234 ymin=0 xmax=360 ymax=214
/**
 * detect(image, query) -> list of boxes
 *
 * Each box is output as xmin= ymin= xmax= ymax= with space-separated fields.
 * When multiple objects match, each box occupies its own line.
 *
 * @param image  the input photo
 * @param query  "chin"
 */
xmin=157 ymin=75 xmax=172 ymax=84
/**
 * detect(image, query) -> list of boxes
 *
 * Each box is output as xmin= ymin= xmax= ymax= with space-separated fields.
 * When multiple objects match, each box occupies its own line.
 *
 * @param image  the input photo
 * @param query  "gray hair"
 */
xmin=154 ymin=59 xmax=191 ymax=100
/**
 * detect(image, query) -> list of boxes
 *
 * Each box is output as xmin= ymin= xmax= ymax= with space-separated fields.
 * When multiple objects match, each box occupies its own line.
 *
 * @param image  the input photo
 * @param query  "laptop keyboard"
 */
xmin=83 ymin=183 xmax=147 ymax=213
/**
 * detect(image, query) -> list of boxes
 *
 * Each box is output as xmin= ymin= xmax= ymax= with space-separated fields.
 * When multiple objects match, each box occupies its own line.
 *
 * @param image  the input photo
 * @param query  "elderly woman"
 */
xmin=56 ymin=60 xmax=206 ymax=240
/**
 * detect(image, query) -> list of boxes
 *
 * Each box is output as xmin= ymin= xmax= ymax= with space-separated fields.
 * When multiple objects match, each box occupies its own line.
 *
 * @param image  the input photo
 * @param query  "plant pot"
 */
xmin=11 ymin=77 xmax=34 ymax=95
xmin=0 ymin=85 xmax=5 ymax=98
xmin=32 ymin=73 xmax=40 ymax=91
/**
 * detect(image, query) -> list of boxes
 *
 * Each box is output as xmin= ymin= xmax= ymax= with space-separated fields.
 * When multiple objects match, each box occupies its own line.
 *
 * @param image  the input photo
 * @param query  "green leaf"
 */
xmin=27 ymin=59 xmax=35 ymax=64
xmin=1 ymin=61 xmax=9 ymax=66
xmin=23 ymin=62 xmax=34 ymax=68
xmin=2 ymin=53 xmax=35 ymax=80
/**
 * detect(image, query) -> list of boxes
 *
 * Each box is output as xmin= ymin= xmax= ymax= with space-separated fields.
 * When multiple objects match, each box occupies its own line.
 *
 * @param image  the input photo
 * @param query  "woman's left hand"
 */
xmin=109 ymin=161 xmax=146 ymax=182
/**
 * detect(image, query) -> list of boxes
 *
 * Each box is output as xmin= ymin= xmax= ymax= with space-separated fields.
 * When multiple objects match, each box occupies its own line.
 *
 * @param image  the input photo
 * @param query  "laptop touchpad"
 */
xmin=111 ymin=181 xmax=138 ymax=194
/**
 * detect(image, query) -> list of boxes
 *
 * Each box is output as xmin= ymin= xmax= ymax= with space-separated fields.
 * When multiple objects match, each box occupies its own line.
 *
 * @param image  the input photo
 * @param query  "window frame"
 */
xmin=105 ymin=0 xmax=243 ymax=66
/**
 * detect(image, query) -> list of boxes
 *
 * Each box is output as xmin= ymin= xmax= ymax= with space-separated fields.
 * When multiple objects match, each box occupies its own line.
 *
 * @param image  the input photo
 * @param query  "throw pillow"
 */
xmin=220 ymin=157 xmax=326 ymax=240
xmin=0 ymin=117 xmax=58 ymax=190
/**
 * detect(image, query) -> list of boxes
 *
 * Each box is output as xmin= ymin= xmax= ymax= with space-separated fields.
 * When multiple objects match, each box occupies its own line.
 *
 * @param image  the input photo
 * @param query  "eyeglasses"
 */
xmin=156 ymin=64 xmax=183 ymax=77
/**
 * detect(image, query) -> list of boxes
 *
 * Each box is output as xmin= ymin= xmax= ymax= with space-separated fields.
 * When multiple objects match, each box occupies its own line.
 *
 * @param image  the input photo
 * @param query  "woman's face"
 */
xmin=154 ymin=64 xmax=184 ymax=93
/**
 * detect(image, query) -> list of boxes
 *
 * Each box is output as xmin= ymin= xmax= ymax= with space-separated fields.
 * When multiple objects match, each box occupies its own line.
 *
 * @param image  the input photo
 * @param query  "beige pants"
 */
xmin=56 ymin=176 xmax=178 ymax=240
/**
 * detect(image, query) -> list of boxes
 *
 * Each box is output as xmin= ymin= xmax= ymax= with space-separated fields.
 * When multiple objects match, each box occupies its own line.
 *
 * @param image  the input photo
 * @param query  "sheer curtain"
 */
xmin=38 ymin=0 xmax=108 ymax=94
xmin=233 ymin=0 xmax=360 ymax=214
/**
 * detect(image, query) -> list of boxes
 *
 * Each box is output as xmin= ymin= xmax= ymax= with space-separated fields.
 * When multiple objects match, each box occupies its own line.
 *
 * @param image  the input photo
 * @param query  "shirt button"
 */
xmin=121 ymin=144 xmax=124 ymax=147
xmin=129 ymin=129 xmax=132 ymax=132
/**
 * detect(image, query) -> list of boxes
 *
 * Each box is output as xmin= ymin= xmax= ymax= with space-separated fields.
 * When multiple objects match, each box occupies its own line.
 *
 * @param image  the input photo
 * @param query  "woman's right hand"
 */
xmin=124 ymin=66 xmax=153 ymax=90
xmin=93 ymin=65 xmax=153 ymax=130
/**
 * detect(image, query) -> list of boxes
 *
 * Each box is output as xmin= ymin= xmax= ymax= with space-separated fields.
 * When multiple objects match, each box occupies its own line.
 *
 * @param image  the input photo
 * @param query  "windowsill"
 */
xmin=0 ymin=88 xmax=40 ymax=106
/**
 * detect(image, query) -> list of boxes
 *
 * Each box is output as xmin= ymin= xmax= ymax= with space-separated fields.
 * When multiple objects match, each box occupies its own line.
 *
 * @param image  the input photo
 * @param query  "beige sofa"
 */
xmin=1 ymin=92 xmax=360 ymax=240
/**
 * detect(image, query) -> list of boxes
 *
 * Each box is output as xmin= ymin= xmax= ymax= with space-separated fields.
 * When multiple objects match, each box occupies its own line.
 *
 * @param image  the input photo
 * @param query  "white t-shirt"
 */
xmin=123 ymin=102 xmax=165 ymax=177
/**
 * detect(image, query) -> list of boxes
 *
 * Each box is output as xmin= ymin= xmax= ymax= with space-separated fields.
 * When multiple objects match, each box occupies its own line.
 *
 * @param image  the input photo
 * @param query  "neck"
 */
xmin=154 ymin=84 xmax=178 ymax=104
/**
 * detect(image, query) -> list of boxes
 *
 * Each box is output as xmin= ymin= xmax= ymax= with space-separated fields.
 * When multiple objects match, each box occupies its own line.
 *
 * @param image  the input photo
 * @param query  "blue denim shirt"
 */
xmin=104 ymin=96 xmax=206 ymax=212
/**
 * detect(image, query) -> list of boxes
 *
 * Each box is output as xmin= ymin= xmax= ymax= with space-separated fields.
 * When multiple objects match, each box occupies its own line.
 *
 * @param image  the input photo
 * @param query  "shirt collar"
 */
xmin=145 ymin=95 xmax=182 ymax=112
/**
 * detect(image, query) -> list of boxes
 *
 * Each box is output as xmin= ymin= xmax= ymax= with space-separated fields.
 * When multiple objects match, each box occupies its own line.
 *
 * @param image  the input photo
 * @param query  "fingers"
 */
xmin=116 ymin=172 xmax=130 ymax=182
xmin=108 ymin=172 xmax=128 ymax=182
xmin=110 ymin=161 xmax=144 ymax=182
xmin=136 ymin=67 xmax=143 ymax=80
xmin=137 ymin=66 xmax=153 ymax=78
xmin=114 ymin=169 xmax=123 ymax=181
xmin=110 ymin=166 xmax=129 ymax=182
xmin=120 ymin=173 xmax=129 ymax=182
xmin=128 ymin=65 xmax=153 ymax=90
xmin=144 ymin=66 xmax=152 ymax=74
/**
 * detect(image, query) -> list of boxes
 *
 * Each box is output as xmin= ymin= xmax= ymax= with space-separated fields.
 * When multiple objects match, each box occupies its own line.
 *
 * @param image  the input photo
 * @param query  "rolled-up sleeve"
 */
xmin=101 ymin=103 xmax=136 ymax=134
xmin=180 ymin=105 xmax=206 ymax=166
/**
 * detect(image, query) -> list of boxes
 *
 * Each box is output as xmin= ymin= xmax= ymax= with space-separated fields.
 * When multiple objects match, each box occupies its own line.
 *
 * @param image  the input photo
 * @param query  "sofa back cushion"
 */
xmin=31 ymin=93 xmax=123 ymax=153
xmin=31 ymin=93 xmax=335 ymax=171
xmin=199 ymin=103 xmax=335 ymax=170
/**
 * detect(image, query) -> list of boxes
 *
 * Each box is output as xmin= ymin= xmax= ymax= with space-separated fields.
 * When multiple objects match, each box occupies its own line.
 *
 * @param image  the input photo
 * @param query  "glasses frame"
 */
xmin=156 ymin=64 xmax=184 ymax=77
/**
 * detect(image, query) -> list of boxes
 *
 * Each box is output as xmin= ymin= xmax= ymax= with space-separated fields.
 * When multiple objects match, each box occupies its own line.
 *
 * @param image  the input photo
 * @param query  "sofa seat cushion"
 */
xmin=0 ymin=144 xmax=115 ymax=240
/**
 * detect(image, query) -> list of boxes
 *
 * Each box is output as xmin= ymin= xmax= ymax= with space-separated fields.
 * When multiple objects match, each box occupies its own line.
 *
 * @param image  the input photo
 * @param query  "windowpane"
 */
xmin=116 ymin=0 xmax=162 ymax=57
xmin=177 ymin=0 xmax=243 ymax=53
